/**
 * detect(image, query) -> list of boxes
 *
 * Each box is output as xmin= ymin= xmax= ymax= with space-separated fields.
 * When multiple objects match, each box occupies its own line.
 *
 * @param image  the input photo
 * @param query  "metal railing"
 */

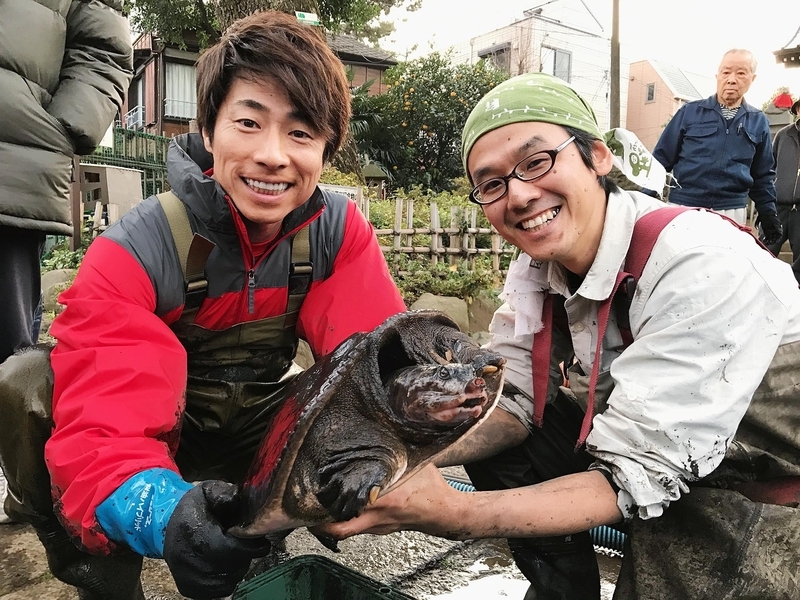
xmin=164 ymin=98 xmax=197 ymax=120
xmin=84 ymin=127 xmax=170 ymax=199
xmin=125 ymin=105 xmax=145 ymax=129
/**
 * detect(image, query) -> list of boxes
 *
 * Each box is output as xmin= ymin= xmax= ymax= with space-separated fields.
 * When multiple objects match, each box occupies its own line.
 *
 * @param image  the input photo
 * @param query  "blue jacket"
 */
xmin=653 ymin=95 xmax=777 ymax=214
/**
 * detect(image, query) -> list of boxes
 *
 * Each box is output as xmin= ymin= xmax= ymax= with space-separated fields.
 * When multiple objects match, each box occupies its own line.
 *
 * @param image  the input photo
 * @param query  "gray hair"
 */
xmin=720 ymin=49 xmax=758 ymax=74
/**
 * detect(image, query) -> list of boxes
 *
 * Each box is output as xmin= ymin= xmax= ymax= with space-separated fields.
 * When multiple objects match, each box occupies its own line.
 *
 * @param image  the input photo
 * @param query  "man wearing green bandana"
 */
xmin=324 ymin=73 xmax=800 ymax=599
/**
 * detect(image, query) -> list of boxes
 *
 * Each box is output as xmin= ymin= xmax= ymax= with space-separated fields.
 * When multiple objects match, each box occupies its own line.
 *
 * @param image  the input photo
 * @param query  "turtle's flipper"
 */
xmin=316 ymin=453 xmax=392 ymax=521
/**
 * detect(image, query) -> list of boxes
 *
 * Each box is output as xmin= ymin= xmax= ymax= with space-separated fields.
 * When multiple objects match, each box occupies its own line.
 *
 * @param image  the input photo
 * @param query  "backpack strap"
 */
xmin=157 ymin=191 xmax=215 ymax=316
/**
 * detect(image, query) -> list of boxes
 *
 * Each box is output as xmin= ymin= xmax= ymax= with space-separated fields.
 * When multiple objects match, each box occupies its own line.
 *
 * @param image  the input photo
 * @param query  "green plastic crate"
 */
xmin=234 ymin=555 xmax=418 ymax=600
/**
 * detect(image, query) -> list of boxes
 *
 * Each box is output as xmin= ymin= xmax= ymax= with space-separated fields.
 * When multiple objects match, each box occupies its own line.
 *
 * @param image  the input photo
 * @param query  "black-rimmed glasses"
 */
xmin=469 ymin=136 xmax=576 ymax=205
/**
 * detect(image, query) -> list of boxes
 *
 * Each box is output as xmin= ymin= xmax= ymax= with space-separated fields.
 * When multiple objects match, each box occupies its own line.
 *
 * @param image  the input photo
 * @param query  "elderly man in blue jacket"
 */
xmin=653 ymin=49 xmax=782 ymax=245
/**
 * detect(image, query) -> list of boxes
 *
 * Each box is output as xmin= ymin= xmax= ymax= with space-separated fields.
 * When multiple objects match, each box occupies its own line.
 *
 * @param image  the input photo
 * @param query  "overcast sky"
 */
xmin=382 ymin=0 xmax=800 ymax=106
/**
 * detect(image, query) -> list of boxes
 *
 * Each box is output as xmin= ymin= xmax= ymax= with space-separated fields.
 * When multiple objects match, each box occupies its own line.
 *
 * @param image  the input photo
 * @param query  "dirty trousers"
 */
xmin=466 ymin=386 xmax=800 ymax=600
xmin=0 ymin=346 xmax=282 ymax=599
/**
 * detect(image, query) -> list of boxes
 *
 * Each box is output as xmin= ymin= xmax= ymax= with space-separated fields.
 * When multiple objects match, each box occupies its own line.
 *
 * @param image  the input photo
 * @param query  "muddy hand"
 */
xmin=316 ymin=464 xmax=456 ymax=540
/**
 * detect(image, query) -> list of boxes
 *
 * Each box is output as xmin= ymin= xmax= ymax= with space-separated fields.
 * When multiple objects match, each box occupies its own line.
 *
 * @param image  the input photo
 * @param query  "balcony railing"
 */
xmin=164 ymin=98 xmax=197 ymax=120
xmin=125 ymin=105 xmax=144 ymax=129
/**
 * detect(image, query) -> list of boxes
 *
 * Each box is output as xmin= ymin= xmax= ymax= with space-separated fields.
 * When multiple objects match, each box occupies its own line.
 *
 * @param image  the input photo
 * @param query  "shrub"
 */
xmin=319 ymin=166 xmax=362 ymax=188
xmin=41 ymin=233 xmax=93 ymax=272
xmin=391 ymin=254 xmax=502 ymax=306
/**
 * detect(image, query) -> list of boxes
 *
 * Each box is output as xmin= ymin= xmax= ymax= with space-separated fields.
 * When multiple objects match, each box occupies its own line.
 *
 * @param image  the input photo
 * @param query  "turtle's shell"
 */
xmin=230 ymin=310 xmax=505 ymax=537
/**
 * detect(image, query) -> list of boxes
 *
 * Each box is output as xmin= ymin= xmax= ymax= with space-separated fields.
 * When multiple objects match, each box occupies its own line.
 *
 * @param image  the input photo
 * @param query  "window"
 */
xmin=542 ymin=47 xmax=572 ymax=83
xmin=125 ymin=78 xmax=144 ymax=129
xmin=646 ymin=83 xmax=655 ymax=103
xmin=478 ymin=42 xmax=511 ymax=73
xmin=164 ymin=62 xmax=197 ymax=120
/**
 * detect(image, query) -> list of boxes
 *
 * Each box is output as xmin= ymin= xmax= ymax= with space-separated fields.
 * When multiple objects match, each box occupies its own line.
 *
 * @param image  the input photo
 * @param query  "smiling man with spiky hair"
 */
xmin=0 ymin=10 xmax=405 ymax=599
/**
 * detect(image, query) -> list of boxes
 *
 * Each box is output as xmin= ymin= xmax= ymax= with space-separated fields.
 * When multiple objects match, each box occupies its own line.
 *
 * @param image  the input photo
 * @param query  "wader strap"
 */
xmin=578 ymin=270 xmax=630 ymax=449
xmin=571 ymin=206 xmax=781 ymax=448
xmin=284 ymin=225 xmax=312 ymax=329
xmin=157 ymin=191 xmax=215 ymax=316
xmin=529 ymin=207 xmax=693 ymax=437
xmin=531 ymin=294 xmax=553 ymax=428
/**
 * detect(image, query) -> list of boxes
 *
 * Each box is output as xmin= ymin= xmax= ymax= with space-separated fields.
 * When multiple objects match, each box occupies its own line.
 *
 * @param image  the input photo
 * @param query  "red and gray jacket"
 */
xmin=46 ymin=133 xmax=406 ymax=552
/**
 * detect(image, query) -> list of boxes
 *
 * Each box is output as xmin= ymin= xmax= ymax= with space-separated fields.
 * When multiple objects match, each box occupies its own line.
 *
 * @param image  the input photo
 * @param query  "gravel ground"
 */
xmin=1 ymin=467 xmax=620 ymax=600
xmin=0 ymin=520 xmax=620 ymax=600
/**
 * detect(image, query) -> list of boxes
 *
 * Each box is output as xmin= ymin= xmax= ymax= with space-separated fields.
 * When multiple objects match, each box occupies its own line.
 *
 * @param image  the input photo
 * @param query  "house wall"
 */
xmin=161 ymin=121 xmax=192 ymax=138
xmin=450 ymin=0 xmax=628 ymax=131
xmin=626 ymin=61 xmax=685 ymax=151
xmin=144 ymin=60 xmax=157 ymax=128
xmin=348 ymin=64 xmax=391 ymax=95
xmin=627 ymin=61 xmax=670 ymax=150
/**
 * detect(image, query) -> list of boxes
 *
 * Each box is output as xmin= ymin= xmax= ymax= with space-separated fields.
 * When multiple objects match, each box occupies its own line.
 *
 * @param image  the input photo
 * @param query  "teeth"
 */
xmin=521 ymin=207 xmax=560 ymax=231
xmin=245 ymin=178 xmax=289 ymax=193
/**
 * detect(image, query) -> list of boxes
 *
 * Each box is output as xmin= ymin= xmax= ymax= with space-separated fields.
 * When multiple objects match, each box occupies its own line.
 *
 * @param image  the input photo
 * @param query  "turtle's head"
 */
xmin=387 ymin=355 xmax=505 ymax=425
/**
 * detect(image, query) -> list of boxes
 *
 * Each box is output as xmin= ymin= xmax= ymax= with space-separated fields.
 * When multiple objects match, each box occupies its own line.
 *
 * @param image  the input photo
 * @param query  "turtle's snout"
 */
xmin=465 ymin=377 xmax=486 ymax=395
xmin=473 ymin=354 xmax=505 ymax=378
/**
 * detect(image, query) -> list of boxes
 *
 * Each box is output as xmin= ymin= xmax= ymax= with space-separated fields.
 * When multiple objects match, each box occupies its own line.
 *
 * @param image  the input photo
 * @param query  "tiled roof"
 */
xmin=327 ymin=33 xmax=397 ymax=66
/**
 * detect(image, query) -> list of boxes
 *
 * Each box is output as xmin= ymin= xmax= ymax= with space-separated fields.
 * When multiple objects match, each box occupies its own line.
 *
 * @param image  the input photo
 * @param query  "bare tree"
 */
xmin=514 ymin=22 xmax=534 ymax=76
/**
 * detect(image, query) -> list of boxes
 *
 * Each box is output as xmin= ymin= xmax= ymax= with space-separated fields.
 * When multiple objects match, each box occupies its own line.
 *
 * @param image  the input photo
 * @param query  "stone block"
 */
xmin=410 ymin=293 xmax=470 ymax=334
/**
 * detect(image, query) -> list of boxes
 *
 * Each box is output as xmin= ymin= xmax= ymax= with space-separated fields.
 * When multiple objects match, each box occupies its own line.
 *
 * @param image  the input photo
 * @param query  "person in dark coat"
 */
xmin=0 ymin=0 xmax=133 ymax=525
xmin=652 ymin=49 xmax=782 ymax=244
xmin=767 ymin=99 xmax=800 ymax=283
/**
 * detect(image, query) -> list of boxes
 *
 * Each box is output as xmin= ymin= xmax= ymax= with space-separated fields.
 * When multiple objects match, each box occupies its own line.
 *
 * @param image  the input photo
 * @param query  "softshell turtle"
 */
xmin=229 ymin=310 xmax=505 ymax=538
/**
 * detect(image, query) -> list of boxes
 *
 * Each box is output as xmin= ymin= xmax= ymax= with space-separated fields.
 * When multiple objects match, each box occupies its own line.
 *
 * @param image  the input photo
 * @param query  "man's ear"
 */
xmin=591 ymin=139 xmax=614 ymax=177
xmin=201 ymin=128 xmax=213 ymax=154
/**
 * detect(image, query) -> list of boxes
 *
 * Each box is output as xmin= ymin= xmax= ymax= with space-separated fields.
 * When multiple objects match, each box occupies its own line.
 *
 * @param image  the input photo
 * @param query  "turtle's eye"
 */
xmin=437 ymin=366 xmax=451 ymax=380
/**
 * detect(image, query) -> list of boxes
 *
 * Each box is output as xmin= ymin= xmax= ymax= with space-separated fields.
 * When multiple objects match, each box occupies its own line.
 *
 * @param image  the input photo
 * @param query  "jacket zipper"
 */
xmin=793 ymin=141 xmax=800 ymax=204
xmin=248 ymin=268 xmax=256 ymax=313
xmin=223 ymin=195 xmax=324 ymax=316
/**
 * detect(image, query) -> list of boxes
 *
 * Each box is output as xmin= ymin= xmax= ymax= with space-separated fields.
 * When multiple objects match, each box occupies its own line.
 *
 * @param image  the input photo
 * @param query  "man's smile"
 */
xmin=520 ymin=207 xmax=561 ymax=232
xmin=243 ymin=177 xmax=290 ymax=194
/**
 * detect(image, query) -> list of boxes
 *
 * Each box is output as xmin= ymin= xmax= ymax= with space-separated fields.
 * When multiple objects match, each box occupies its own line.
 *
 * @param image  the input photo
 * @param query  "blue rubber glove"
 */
xmin=96 ymin=468 xmax=193 ymax=557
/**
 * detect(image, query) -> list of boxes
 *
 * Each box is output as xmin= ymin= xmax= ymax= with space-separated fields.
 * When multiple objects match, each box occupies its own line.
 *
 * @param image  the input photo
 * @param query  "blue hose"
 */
xmin=443 ymin=477 xmax=626 ymax=554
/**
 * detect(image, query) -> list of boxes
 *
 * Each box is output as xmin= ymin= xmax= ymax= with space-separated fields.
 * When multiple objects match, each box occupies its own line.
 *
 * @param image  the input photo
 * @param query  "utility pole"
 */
xmin=610 ymin=0 xmax=620 ymax=128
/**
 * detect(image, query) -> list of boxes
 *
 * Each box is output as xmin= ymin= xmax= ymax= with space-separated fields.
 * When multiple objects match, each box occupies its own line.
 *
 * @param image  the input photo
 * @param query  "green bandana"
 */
xmin=461 ymin=72 xmax=603 ymax=175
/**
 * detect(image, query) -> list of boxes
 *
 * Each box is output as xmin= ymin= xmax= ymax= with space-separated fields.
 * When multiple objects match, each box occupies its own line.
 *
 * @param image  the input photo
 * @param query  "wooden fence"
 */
xmin=373 ymin=197 xmax=515 ymax=273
